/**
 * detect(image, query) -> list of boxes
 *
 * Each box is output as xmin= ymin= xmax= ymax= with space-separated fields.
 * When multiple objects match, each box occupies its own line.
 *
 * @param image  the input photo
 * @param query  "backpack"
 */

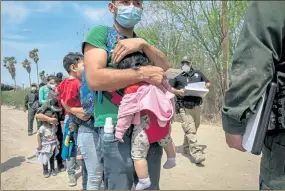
xmin=80 ymin=26 xmax=121 ymax=115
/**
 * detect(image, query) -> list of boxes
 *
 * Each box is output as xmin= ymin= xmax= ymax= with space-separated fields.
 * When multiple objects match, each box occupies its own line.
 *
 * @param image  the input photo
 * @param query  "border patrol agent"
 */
xmin=24 ymin=83 xmax=39 ymax=136
xmin=222 ymin=1 xmax=285 ymax=190
xmin=170 ymin=57 xmax=210 ymax=164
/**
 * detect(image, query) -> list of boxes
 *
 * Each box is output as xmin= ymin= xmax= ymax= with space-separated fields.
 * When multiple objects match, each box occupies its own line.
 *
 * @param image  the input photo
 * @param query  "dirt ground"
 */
xmin=1 ymin=105 xmax=260 ymax=190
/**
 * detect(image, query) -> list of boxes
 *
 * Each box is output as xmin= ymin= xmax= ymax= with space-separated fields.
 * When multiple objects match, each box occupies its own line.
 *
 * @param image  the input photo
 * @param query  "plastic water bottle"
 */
xmin=103 ymin=117 xmax=115 ymax=141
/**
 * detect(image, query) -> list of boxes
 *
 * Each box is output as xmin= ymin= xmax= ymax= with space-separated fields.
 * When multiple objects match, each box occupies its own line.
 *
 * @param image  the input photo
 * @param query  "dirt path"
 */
xmin=1 ymin=105 xmax=260 ymax=190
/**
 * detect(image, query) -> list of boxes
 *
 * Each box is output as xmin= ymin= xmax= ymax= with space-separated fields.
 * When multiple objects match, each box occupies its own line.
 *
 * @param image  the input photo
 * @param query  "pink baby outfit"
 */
xmin=115 ymin=83 xmax=175 ymax=143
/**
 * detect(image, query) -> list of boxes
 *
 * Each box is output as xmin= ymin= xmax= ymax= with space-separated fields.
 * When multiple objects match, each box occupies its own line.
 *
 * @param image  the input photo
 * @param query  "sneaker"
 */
xmin=58 ymin=163 xmax=66 ymax=172
xmin=43 ymin=171 xmax=50 ymax=178
xmin=68 ymin=174 xmax=77 ymax=187
xmin=51 ymin=169 xmax=57 ymax=176
xmin=28 ymin=132 xmax=33 ymax=136
xmin=194 ymin=154 xmax=205 ymax=164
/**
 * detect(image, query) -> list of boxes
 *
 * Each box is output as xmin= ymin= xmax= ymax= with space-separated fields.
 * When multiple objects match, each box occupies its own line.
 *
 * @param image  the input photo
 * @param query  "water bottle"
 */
xmin=103 ymin=117 xmax=115 ymax=142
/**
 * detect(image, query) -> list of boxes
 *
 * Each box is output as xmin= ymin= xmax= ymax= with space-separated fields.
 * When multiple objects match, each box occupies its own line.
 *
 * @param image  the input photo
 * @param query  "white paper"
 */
xmin=242 ymin=93 xmax=266 ymax=152
xmin=165 ymin=68 xmax=183 ymax=79
xmin=186 ymin=82 xmax=206 ymax=89
xmin=184 ymin=82 xmax=209 ymax=97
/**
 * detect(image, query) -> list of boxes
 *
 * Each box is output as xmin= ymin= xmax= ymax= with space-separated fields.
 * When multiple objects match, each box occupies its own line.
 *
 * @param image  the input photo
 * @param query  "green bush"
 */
xmin=1 ymin=89 xmax=28 ymax=109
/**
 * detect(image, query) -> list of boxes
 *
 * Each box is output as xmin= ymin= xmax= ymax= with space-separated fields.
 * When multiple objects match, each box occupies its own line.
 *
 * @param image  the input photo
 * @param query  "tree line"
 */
xmin=135 ymin=0 xmax=248 ymax=117
xmin=3 ymin=48 xmax=51 ymax=89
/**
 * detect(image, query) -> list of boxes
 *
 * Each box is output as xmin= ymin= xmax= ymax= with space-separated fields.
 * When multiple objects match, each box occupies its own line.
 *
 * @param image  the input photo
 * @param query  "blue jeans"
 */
xmin=77 ymin=126 xmax=103 ymax=190
xmin=99 ymin=127 xmax=163 ymax=190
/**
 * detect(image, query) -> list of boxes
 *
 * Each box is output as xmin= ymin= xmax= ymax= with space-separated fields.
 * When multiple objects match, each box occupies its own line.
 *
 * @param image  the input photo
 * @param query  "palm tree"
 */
xmin=22 ymin=58 xmax=32 ymax=87
xmin=39 ymin=70 xmax=46 ymax=82
xmin=29 ymin=48 xmax=39 ymax=86
xmin=3 ymin=56 xmax=17 ymax=90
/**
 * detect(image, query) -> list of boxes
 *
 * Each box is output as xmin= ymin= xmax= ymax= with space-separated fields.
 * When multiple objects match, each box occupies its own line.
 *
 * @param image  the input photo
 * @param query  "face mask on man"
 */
xmin=182 ymin=64 xmax=191 ymax=73
xmin=31 ymin=87 xmax=37 ymax=92
xmin=115 ymin=5 xmax=142 ymax=29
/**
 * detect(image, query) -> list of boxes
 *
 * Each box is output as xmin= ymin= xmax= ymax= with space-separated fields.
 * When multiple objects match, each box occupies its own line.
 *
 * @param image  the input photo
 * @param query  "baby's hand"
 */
xmin=117 ymin=138 xmax=124 ymax=143
xmin=115 ymin=131 xmax=124 ymax=143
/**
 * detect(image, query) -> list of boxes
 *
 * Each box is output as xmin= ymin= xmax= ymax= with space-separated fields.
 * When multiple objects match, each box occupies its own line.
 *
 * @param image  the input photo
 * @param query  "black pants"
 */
xmin=43 ymin=149 xmax=56 ymax=173
xmin=56 ymin=123 xmax=63 ymax=166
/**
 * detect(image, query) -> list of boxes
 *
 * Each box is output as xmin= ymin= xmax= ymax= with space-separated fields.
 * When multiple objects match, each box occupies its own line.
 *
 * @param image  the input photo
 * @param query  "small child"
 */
xmin=35 ymin=110 xmax=59 ymax=178
xmin=114 ymin=52 xmax=176 ymax=190
xmin=57 ymin=52 xmax=85 ymax=187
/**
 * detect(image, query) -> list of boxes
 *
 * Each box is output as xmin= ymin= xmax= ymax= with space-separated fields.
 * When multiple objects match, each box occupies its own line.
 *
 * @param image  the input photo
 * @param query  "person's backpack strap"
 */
xmin=97 ymin=26 xmax=120 ymax=104
xmin=80 ymin=70 xmax=95 ymax=115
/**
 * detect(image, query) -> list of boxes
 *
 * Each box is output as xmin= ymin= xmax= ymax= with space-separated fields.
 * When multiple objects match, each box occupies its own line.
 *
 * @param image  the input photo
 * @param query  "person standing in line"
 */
xmin=83 ymin=0 xmax=170 ymax=189
xmin=169 ymin=58 xmax=210 ymax=164
xmin=222 ymin=1 xmax=285 ymax=190
xmin=39 ymin=75 xmax=57 ymax=105
xmin=24 ymin=83 xmax=39 ymax=136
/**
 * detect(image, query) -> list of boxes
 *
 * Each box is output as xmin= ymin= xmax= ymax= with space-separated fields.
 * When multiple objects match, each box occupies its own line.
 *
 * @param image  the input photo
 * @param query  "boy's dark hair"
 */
xmin=114 ymin=52 xmax=152 ymax=70
xmin=63 ymin=52 xmax=84 ymax=73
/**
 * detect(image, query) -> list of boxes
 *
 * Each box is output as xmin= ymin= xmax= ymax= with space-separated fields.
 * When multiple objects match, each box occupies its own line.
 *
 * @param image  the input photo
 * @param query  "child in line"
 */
xmin=36 ymin=109 xmax=59 ymax=178
xmin=59 ymin=53 xmax=103 ymax=190
xmin=57 ymin=52 xmax=88 ymax=187
xmin=114 ymin=52 xmax=176 ymax=190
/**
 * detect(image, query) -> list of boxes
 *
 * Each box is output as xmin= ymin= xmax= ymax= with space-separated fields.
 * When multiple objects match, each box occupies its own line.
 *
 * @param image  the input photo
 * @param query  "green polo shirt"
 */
xmin=82 ymin=25 xmax=153 ymax=127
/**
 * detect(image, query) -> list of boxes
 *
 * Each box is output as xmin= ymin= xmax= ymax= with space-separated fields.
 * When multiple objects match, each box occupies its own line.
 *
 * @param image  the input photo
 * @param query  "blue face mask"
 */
xmin=115 ymin=5 xmax=142 ymax=29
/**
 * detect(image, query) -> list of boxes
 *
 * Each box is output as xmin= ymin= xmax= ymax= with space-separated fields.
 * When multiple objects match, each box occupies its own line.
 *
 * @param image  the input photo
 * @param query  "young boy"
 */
xmin=57 ymin=52 xmax=85 ymax=187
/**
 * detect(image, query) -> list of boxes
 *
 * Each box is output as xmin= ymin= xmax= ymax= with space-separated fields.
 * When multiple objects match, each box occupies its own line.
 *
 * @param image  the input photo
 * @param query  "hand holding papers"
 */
xmin=184 ymin=82 xmax=209 ymax=97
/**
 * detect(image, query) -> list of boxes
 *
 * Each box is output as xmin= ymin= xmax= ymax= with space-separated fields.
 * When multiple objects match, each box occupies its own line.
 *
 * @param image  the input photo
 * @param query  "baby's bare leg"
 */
xmin=132 ymin=126 xmax=151 ymax=190
xmin=134 ymin=159 xmax=149 ymax=178
xmin=164 ymin=142 xmax=176 ymax=158
xmin=159 ymin=135 xmax=176 ymax=169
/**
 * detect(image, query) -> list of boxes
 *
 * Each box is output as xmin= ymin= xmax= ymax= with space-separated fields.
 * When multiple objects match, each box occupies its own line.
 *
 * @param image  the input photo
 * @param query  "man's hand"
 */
xmin=176 ymin=89 xmax=185 ymax=96
xmin=24 ymin=108 xmax=27 ymax=113
xmin=112 ymin=38 xmax=147 ymax=64
xmin=225 ymin=133 xmax=246 ymax=152
xmin=37 ymin=145 xmax=42 ymax=150
xmin=48 ymin=117 xmax=58 ymax=125
xmin=139 ymin=65 xmax=167 ymax=89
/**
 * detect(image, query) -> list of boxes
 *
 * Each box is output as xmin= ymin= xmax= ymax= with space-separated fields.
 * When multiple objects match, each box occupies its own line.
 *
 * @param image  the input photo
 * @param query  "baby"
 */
xmin=114 ymin=52 xmax=176 ymax=190
xmin=35 ymin=109 xmax=59 ymax=178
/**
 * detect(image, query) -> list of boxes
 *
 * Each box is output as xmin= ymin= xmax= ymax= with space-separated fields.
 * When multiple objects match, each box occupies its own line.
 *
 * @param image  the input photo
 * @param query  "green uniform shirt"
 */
xmin=222 ymin=1 xmax=285 ymax=135
xmin=82 ymin=25 xmax=153 ymax=127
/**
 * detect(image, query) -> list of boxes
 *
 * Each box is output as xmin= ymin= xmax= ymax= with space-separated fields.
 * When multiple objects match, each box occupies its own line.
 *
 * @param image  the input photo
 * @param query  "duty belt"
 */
xmin=271 ymin=88 xmax=285 ymax=130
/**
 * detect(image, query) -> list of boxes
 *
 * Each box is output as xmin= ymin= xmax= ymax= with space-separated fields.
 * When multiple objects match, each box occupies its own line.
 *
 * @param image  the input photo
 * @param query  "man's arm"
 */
xmin=83 ymin=26 xmax=166 ymax=91
xmin=85 ymin=45 xmax=165 ymax=91
xmin=141 ymin=41 xmax=170 ymax=72
xmin=24 ymin=95 xmax=28 ymax=110
xmin=222 ymin=1 xmax=284 ymax=149
xmin=169 ymin=78 xmax=183 ymax=96
xmin=198 ymin=70 xmax=211 ymax=88
xmin=35 ymin=104 xmax=58 ymax=124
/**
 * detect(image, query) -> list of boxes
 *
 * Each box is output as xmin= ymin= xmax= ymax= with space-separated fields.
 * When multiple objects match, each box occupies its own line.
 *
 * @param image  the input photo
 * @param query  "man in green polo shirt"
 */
xmin=82 ymin=0 xmax=170 ymax=189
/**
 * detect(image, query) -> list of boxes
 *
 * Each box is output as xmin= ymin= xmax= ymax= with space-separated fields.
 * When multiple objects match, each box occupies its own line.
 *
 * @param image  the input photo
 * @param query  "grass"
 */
xmin=1 ymin=89 xmax=28 ymax=109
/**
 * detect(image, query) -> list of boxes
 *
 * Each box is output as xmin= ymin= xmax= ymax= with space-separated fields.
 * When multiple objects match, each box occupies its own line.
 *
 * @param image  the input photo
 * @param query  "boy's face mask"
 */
xmin=114 ymin=5 xmax=142 ymax=28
